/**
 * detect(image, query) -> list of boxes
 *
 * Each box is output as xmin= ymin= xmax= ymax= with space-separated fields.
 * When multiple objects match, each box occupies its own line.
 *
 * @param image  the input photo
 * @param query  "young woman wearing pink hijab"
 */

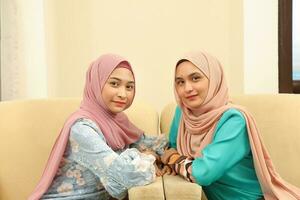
xmin=28 ymin=54 xmax=167 ymax=200
xmin=161 ymin=51 xmax=300 ymax=199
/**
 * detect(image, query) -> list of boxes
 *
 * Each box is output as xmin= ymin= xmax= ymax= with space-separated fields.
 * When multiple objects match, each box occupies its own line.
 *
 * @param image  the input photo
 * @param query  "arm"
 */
xmin=130 ymin=134 xmax=169 ymax=176
xmin=130 ymin=133 xmax=168 ymax=156
xmin=168 ymin=106 xmax=182 ymax=149
xmin=68 ymin=119 xmax=156 ymax=199
xmin=191 ymin=109 xmax=250 ymax=186
xmin=162 ymin=109 xmax=250 ymax=185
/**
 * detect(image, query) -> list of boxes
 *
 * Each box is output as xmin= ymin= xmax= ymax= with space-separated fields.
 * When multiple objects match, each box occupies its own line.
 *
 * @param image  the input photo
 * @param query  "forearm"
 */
xmin=70 ymin=122 xmax=155 ymax=199
xmin=130 ymin=134 xmax=168 ymax=156
xmin=161 ymin=148 xmax=195 ymax=182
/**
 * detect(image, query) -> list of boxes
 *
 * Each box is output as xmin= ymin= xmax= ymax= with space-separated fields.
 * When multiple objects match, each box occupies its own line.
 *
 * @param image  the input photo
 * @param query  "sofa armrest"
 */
xmin=163 ymin=175 xmax=202 ymax=200
xmin=128 ymin=177 xmax=165 ymax=200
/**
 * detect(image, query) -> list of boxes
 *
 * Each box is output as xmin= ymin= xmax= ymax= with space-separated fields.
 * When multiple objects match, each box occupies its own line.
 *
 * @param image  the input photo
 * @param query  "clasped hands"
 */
xmin=142 ymin=148 xmax=183 ymax=177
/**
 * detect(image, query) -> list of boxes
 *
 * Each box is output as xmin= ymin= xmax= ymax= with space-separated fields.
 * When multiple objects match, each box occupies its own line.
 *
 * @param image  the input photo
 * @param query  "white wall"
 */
xmin=1 ymin=0 xmax=279 ymax=111
xmin=243 ymin=0 xmax=278 ymax=94
xmin=45 ymin=0 xmax=244 ymax=112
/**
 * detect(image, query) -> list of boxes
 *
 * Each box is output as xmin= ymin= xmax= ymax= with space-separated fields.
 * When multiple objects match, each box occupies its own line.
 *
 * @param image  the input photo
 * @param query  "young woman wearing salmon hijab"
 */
xmin=161 ymin=51 xmax=300 ymax=199
xmin=28 ymin=53 xmax=168 ymax=200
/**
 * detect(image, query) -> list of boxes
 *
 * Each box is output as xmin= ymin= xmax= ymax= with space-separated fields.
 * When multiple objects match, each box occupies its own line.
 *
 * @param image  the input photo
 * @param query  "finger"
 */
xmin=162 ymin=168 xmax=168 ymax=174
xmin=157 ymin=168 xmax=164 ymax=176
xmin=155 ymin=164 xmax=162 ymax=176
xmin=161 ymin=167 xmax=168 ymax=175
xmin=162 ymin=165 xmax=171 ymax=175
xmin=171 ymin=170 xmax=177 ymax=176
xmin=164 ymin=167 xmax=171 ymax=175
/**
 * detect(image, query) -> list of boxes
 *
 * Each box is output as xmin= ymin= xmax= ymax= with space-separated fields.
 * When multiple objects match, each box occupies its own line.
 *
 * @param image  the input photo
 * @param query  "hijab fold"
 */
xmin=175 ymin=51 xmax=300 ymax=199
xmin=28 ymin=54 xmax=143 ymax=200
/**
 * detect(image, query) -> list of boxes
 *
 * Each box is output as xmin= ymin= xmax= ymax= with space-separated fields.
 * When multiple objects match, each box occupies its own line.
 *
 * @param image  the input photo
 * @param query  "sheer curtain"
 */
xmin=1 ymin=0 xmax=47 ymax=101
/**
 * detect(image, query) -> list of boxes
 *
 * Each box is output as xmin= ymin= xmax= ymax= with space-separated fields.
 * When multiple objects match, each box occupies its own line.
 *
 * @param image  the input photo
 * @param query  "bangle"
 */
xmin=161 ymin=148 xmax=179 ymax=164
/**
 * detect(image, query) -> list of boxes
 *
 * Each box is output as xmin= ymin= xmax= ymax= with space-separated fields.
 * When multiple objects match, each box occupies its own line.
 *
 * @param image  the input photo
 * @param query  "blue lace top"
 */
xmin=41 ymin=118 xmax=168 ymax=200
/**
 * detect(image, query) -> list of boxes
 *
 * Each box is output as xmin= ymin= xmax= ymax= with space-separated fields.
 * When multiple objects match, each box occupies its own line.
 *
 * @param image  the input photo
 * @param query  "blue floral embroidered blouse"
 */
xmin=41 ymin=118 xmax=168 ymax=200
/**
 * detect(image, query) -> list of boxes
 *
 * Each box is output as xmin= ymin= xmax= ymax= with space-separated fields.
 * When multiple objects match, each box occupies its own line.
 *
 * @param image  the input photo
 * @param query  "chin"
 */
xmin=112 ymin=109 xmax=124 ymax=114
xmin=107 ymin=107 xmax=121 ymax=114
xmin=184 ymin=101 xmax=202 ymax=109
xmin=113 ymin=106 xmax=128 ymax=113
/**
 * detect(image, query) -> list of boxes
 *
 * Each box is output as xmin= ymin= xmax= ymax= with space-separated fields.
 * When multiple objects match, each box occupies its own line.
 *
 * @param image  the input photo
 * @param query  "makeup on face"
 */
xmin=175 ymin=61 xmax=209 ymax=110
xmin=102 ymin=67 xmax=135 ymax=113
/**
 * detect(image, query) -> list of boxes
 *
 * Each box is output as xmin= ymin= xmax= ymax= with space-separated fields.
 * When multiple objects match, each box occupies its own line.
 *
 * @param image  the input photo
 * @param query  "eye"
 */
xmin=176 ymin=80 xmax=185 ymax=86
xmin=109 ymin=81 xmax=119 ymax=87
xmin=192 ymin=76 xmax=200 ymax=81
xmin=126 ymin=84 xmax=135 ymax=90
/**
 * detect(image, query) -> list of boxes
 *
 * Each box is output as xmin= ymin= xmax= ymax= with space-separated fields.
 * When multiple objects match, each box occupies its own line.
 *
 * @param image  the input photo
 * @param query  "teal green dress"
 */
xmin=169 ymin=107 xmax=264 ymax=200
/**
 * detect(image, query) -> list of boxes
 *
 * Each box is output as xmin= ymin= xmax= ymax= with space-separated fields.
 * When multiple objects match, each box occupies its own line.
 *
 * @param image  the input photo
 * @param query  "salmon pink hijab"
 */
xmin=175 ymin=51 xmax=300 ymax=199
xmin=28 ymin=53 xmax=143 ymax=200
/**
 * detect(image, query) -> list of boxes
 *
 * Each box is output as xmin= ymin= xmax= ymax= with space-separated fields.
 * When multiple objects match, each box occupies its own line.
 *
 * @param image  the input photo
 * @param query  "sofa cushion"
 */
xmin=0 ymin=98 xmax=159 ymax=200
xmin=231 ymin=94 xmax=300 ymax=186
xmin=163 ymin=175 xmax=202 ymax=200
xmin=128 ymin=177 xmax=165 ymax=200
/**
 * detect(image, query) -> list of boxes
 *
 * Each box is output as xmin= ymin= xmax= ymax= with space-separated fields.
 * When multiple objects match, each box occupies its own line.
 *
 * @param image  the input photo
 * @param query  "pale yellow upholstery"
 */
xmin=2 ymin=95 xmax=300 ymax=200
xmin=0 ymin=98 xmax=161 ymax=200
xmin=128 ymin=177 xmax=164 ymax=200
xmin=160 ymin=94 xmax=300 ymax=199
xmin=163 ymin=175 xmax=202 ymax=200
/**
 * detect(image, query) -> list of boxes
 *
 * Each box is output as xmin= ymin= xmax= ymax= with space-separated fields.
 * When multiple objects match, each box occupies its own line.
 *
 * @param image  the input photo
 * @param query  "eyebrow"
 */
xmin=175 ymin=72 xmax=200 ymax=80
xmin=175 ymin=77 xmax=183 ymax=81
xmin=109 ymin=77 xmax=135 ymax=84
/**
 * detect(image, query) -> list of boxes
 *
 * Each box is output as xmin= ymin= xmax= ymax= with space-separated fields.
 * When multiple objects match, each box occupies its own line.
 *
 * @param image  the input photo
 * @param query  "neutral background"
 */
xmin=1 ymin=0 xmax=278 ymax=112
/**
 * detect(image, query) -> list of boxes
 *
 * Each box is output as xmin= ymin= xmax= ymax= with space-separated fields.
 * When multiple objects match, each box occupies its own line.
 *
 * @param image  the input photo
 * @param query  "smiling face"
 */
xmin=175 ymin=61 xmax=209 ymax=112
xmin=101 ymin=65 xmax=135 ymax=114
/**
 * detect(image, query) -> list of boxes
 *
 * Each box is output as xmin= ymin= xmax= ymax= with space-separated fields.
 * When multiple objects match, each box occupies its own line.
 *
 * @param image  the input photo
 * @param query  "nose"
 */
xmin=184 ymin=81 xmax=193 ymax=93
xmin=117 ymin=87 xmax=126 ymax=99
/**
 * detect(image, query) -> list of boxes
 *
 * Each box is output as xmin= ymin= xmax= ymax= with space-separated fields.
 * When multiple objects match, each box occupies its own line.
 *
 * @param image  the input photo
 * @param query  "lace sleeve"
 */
xmin=130 ymin=133 xmax=169 ymax=156
xmin=68 ymin=119 xmax=156 ymax=199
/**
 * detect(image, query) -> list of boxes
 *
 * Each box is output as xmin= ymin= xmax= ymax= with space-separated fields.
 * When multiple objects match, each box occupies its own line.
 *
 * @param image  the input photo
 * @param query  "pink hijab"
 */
xmin=28 ymin=54 xmax=143 ymax=200
xmin=175 ymin=51 xmax=300 ymax=199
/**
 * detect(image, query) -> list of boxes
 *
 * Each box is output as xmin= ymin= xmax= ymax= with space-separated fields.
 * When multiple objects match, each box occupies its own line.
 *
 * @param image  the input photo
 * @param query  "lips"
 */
xmin=185 ymin=94 xmax=198 ymax=100
xmin=112 ymin=101 xmax=126 ymax=107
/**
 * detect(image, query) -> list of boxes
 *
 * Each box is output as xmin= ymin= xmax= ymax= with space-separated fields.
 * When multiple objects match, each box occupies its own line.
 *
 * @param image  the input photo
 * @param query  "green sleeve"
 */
xmin=191 ymin=109 xmax=251 ymax=186
xmin=168 ymin=106 xmax=182 ymax=149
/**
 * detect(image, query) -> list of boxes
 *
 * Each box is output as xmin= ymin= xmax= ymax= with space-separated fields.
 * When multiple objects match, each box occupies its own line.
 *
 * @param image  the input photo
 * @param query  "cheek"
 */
xmin=175 ymin=87 xmax=183 ymax=97
xmin=101 ymin=92 xmax=111 ymax=105
xmin=202 ymin=82 xmax=209 ymax=95
xmin=179 ymin=90 xmax=187 ymax=101
xmin=102 ymin=87 xmax=113 ymax=99
xmin=127 ymin=91 xmax=135 ymax=101
xmin=101 ymin=86 xmax=115 ymax=101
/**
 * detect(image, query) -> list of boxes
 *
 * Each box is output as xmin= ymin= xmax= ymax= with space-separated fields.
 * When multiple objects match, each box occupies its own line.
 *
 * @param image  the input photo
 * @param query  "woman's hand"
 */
xmin=161 ymin=164 xmax=177 ymax=175
xmin=141 ymin=149 xmax=175 ymax=177
xmin=161 ymin=148 xmax=180 ymax=164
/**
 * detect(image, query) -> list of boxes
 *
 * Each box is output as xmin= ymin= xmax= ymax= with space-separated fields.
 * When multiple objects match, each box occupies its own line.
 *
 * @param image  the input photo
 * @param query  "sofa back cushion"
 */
xmin=160 ymin=94 xmax=300 ymax=187
xmin=0 ymin=98 xmax=158 ymax=200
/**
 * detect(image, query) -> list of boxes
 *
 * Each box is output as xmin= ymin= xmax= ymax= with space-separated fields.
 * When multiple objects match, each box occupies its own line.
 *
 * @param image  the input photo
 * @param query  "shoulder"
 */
xmin=175 ymin=106 xmax=182 ymax=115
xmin=72 ymin=118 xmax=101 ymax=132
xmin=173 ymin=106 xmax=182 ymax=122
xmin=70 ymin=118 xmax=105 ymax=141
xmin=219 ymin=108 xmax=246 ymax=125
xmin=214 ymin=108 xmax=247 ymax=140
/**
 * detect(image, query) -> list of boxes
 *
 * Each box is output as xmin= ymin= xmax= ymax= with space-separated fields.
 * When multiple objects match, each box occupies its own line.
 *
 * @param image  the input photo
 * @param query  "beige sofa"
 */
xmin=0 ymin=98 xmax=164 ymax=200
xmin=1 ymin=94 xmax=300 ymax=200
